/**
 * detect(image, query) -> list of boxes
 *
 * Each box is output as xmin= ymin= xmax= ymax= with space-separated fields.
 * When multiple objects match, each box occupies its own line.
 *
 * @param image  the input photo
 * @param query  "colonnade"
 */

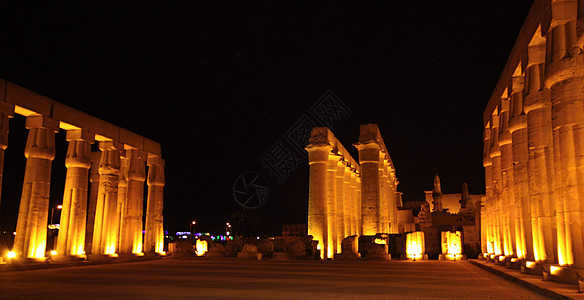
xmin=354 ymin=123 xmax=398 ymax=235
xmin=306 ymin=124 xmax=399 ymax=259
xmin=0 ymin=79 xmax=165 ymax=260
xmin=306 ymin=127 xmax=361 ymax=259
xmin=482 ymin=0 xmax=584 ymax=275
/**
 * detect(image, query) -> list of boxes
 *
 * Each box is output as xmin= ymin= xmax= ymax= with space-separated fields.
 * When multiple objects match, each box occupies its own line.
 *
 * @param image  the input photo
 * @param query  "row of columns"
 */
xmin=3 ymin=113 xmax=164 ymax=260
xmin=354 ymin=123 xmax=399 ymax=236
xmin=306 ymin=127 xmax=362 ymax=259
xmin=306 ymin=125 xmax=399 ymax=259
xmin=482 ymin=0 xmax=584 ymax=269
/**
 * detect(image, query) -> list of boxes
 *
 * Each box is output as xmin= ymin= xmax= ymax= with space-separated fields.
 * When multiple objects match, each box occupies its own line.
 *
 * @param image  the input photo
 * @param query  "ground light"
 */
xmin=6 ymin=251 xmax=16 ymax=259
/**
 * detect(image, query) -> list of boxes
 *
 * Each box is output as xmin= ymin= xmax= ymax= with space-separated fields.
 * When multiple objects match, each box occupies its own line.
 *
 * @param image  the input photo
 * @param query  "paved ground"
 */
xmin=470 ymin=259 xmax=584 ymax=299
xmin=0 ymin=258 xmax=552 ymax=299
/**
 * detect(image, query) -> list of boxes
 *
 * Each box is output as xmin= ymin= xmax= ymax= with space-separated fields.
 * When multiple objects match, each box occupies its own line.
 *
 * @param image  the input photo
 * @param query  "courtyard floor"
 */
xmin=0 ymin=258 xmax=552 ymax=299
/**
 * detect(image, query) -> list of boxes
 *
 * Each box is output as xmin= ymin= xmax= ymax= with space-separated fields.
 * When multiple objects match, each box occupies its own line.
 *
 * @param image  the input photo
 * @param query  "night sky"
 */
xmin=0 ymin=1 xmax=534 ymax=236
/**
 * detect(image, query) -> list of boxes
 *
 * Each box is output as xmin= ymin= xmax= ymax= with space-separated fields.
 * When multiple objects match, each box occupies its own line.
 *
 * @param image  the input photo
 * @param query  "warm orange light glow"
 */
xmin=109 ymin=253 xmax=119 ymax=258
xmin=6 ymin=251 xmax=16 ymax=259
xmin=441 ymin=231 xmax=461 ymax=258
xmin=406 ymin=231 xmax=425 ymax=260
xmin=498 ymin=255 xmax=506 ymax=262
xmin=526 ymin=261 xmax=536 ymax=268
xmin=510 ymin=258 xmax=518 ymax=262
xmin=196 ymin=240 xmax=208 ymax=256
xmin=50 ymin=250 xmax=57 ymax=256
xmin=550 ymin=265 xmax=562 ymax=276
xmin=374 ymin=238 xmax=386 ymax=245
xmin=57 ymin=205 xmax=63 ymax=209
xmin=136 ymin=252 xmax=145 ymax=256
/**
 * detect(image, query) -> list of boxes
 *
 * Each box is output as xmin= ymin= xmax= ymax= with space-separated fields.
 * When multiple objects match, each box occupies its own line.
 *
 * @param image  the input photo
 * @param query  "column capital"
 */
xmin=147 ymin=158 xmax=165 ymax=187
xmin=99 ymin=140 xmax=123 ymax=151
xmin=66 ymin=129 xmax=95 ymax=143
xmin=25 ymin=115 xmax=59 ymax=132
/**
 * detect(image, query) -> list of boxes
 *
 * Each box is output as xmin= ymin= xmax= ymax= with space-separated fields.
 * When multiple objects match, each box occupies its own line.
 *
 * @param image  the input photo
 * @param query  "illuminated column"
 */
xmin=509 ymin=67 xmax=533 ymax=260
xmin=525 ymin=31 xmax=555 ymax=263
xmin=144 ymin=156 xmax=165 ymax=254
xmin=120 ymin=149 xmax=146 ymax=254
xmin=116 ymin=153 xmax=129 ymax=252
xmin=508 ymin=68 xmax=532 ymax=260
xmin=545 ymin=0 xmax=584 ymax=268
xmin=57 ymin=129 xmax=93 ymax=256
xmin=355 ymin=141 xmax=380 ymax=235
xmin=490 ymin=111 xmax=504 ymax=255
xmin=335 ymin=157 xmax=345 ymax=252
xmin=343 ymin=165 xmax=351 ymax=238
xmin=0 ymin=100 xmax=14 ymax=208
xmin=499 ymin=97 xmax=517 ymax=256
xmin=306 ymin=143 xmax=331 ymax=259
xmin=349 ymin=169 xmax=357 ymax=236
xmin=13 ymin=115 xmax=59 ymax=259
xmin=92 ymin=141 xmax=121 ymax=255
xmin=379 ymin=164 xmax=389 ymax=233
xmin=356 ymin=175 xmax=362 ymax=236
xmin=84 ymin=151 xmax=101 ymax=253
xmin=326 ymin=155 xmax=338 ymax=257
xmin=483 ymin=123 xmax=494 ymax=254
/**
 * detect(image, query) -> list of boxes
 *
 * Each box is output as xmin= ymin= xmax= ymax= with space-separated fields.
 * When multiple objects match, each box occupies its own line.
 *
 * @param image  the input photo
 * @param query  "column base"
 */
xmin=50 ymin=255 xmax=86 ymax=262
xmin=520 ymin=260 xmax=543 ymax=275
xmin=505 ymin=257 xmax=521 ymax=270
xmin=543 ymin=264 xmax=583 ymax=284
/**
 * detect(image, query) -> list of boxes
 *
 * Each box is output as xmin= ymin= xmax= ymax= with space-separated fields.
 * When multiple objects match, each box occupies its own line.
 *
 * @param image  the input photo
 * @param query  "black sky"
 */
xmin=0 ymin=1 xmax=534 ymax=235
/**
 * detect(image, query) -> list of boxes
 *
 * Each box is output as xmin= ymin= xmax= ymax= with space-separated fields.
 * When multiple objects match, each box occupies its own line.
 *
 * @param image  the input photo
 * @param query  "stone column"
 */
xmin=356 ymin=176 xmax=362 ymax=236
xmin=92 ymin=141 xmax=121 ymax=255
xmin=343 ymin=165 xmax=352 ymax=237
xmin=499 ymin=97 xmax=517 ymax=257
xmin=525 ymin=32 xmax=556 ymax=263
xmin=57 ymin=129 xmax=93 ymax=256
xmin=545 ymin=0 xmax=584 ymax=268
xmin=84 ymin=151 xmax=101 ymax=254
xmin=116 ymin=153 xmax=129 ymax=252
xmin=326 ymin=156 xmax=337 ymax=257
xmin=355 ymin=142 xmax=380 ymax=236
xmin=509 ymin=68 xmax=533 ymax=260
xmin=483 ymin=124 xmax=494 ymax=254
xmin=0 ymin=99 xmax=14 ymax=208
xmin=349 ymin=170 xmax=357 ymax=236
xmin=379 ymin=163 xmax=389 ymax=233
xmin=120 ymin=149 xmax=146 ymax=254
xmin=490 ymin=111 xmax=504 ymax=255
xmin=144 ymin=156 xmax=165 ymax=254
xmin=335 ymin=158 xmax=345 ymax=252
xmin=306 ymin=143 xmax=331 ymax=259
xmin=13 ymin=115 xmax=59 ymax=259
